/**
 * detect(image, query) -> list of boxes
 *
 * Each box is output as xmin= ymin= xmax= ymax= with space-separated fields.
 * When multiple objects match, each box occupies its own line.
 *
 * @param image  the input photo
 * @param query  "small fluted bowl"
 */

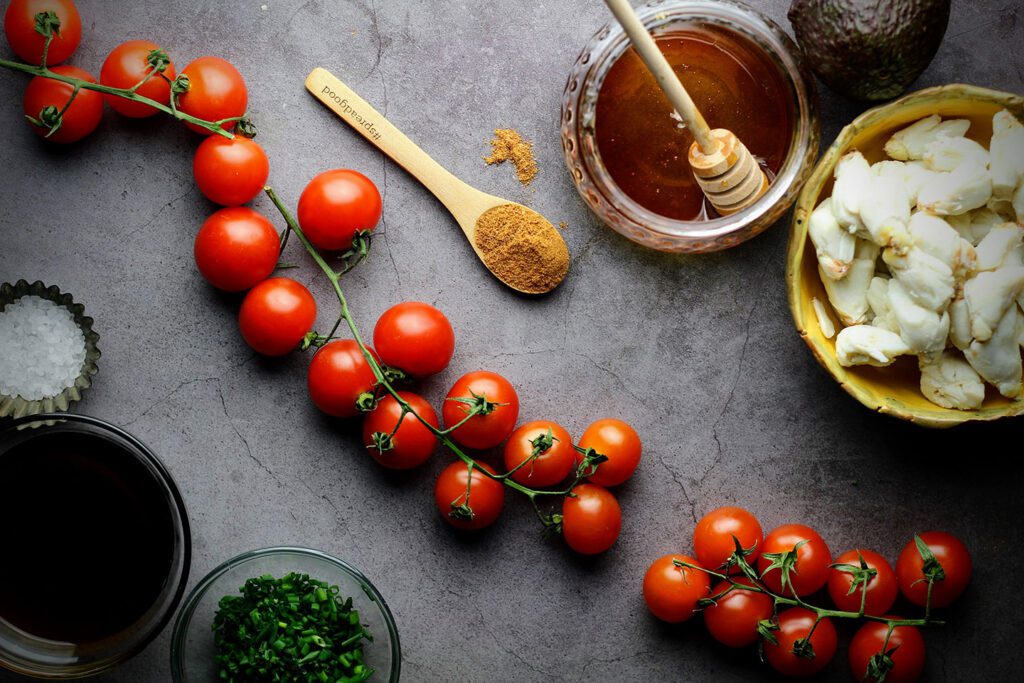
xmin=786 ymin=84 xmax=1024 ymax=428
xmin=0 ymin=280 xmax=100 ymax=419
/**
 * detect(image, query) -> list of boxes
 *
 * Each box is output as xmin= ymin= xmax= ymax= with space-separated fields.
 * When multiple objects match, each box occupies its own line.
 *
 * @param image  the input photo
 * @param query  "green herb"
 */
xmin=212 ymin=572 xmax=374 ymax=683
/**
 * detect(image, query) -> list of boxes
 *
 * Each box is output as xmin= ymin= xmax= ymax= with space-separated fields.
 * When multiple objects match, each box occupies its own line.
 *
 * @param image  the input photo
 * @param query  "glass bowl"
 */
xmin=0 ymin=280 xmax=101 ymax=419
xmin=170 ymin=547 xmax=401 ymax=682
xmin=0 ymin=414 xmax=191 ymax=678
xmin=561 ymin=0 xmax=820 ymax=253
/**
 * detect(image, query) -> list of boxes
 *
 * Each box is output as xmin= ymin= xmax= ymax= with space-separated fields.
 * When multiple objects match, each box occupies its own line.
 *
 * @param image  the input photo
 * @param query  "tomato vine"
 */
xmin=262 ymin=187 xmax=607 ymax=530
xmin=3 ymin=8 xmax=616 ymax=536
xmin=0 ymin=16 xmax=240 ymax=138
xmin=676 ymin=536 xmax=944 ymax=680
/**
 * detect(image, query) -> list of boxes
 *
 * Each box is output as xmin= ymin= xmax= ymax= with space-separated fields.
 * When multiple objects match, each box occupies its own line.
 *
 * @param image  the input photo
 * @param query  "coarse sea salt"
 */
xmin=0 ymin=296 xmax=87 ymax=400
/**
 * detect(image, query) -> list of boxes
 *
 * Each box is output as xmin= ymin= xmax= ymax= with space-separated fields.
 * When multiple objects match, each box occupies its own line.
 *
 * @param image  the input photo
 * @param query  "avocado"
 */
xmin=788 ymin=0 xmax=951 ymax=101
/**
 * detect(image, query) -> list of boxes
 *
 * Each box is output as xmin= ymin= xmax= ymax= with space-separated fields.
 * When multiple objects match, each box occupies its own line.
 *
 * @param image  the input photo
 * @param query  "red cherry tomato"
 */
xmin=849 ymin=619 xmax=926 ymax=683
xmin=22 ymin=66 xmax=103 ymax=143
xmin=194 ymin=207 xmax=279 ymax=291
xmin=642 ymin=554 xmax=709 ymax=623
xmin=193 ymin=136 xmax=269 ymax=206
xmin=757 ymin=524 xmax=832 ymax=597
xmin=373 ymin=301 xmax=454 ymax=377
xmin=99 ymin=40 xmax=175 ymax=117
xmin=703 ymin=577 xmax=774 ymax=647
xmin=561 ymin=483 xmax=621 ymax=555
xmin=238 ymin=277 xmax=316 ymax=356
xmin=4 ymin=0 xmax=81 ymax=65
xmin=502 ymin=420 xmax=574 ymax=487
xmin=434 ymin=461 xmax=504 ymax=530
xmin=362 ymin=391 xmax=437 ymax=470
xmin=827 ymin=549 xmax=898 ymax=616
xmin=693 ymin=506 xmax=764 ymax=573
xmin=177 ymin=56 xmax=247 ymax=134
xmin=307 ymin=340 xmax=379 ymax=418
xmin=442 ymin=371 xmax=519 ymax=450
xmin=297 ymin=169 xmax=382 ymax=251
xmin=896 ymin=531 xmax=971 ymax=608
xmin=763 ymin=607 xmax=837 ymax=678
xmin=574 ymin=418 xmax=641 ymax=487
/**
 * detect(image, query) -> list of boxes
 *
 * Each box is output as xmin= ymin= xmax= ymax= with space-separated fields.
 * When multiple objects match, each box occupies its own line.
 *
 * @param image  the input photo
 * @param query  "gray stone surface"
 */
xmin=1 ymin=0 xmax=1022 ymax=680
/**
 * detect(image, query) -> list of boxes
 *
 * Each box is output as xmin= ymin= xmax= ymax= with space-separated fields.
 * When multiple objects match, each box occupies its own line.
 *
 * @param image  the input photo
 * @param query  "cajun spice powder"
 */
xmin=474 ymin=204 xmax=569 ymax=294
xmin=484 ymin=129 xmax=538 ymax=186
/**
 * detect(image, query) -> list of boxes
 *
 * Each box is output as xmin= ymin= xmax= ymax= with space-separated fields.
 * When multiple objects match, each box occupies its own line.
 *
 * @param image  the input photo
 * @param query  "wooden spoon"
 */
xmin=305 ymin=67 xmax=569 ymax=294
xmin=603 ymin=0 xmax=768 ymax=215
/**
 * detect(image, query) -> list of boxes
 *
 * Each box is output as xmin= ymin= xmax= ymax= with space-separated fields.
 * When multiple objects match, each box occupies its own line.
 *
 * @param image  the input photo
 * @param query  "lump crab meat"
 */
xmin=990 ymin=110 xmax=1024 ymax=200
xmin=919 ymin=351 xmax=986 ymax=410
xmin=884 ymin=115 xmax=971 ymax=161
xmin=963 ymin=265 xmax=1024 ymax=341
xmin=835 ymin=325 xmax=912 ymax=367
xmin=808 ymin=198 xmax=856 ymax=280
xmin=887 ymin=278 xmax=951 ymax=355
xmin=965 ymin=305 xmax=1023 ymax=399
xmin=882 ymin=246 xmax=956 ymax=312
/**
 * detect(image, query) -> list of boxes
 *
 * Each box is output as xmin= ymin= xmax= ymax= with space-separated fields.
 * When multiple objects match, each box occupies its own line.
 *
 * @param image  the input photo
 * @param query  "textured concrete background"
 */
xmin=1 ymin=0 xmax=1022 ymax=681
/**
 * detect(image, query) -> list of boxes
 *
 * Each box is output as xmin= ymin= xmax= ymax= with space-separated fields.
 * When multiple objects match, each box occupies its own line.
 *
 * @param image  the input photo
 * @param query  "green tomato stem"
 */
xmin=0 ymin=57 xmax=237 ymax=138
xmin=264 ymin=186 xmax=576 ymax=512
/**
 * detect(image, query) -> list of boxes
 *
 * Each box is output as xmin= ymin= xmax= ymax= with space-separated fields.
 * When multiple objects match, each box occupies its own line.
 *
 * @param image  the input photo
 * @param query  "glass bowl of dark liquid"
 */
xmin=0 ymin=414 xmax=190 ymax=677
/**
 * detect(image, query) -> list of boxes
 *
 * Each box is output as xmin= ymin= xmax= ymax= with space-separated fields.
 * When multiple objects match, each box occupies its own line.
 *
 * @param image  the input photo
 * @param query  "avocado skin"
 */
xmin=788 ymin=0 xmax=951 ymax=101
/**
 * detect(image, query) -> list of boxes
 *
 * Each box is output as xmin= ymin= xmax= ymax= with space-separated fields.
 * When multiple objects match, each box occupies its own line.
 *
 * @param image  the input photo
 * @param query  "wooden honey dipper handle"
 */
xmin=602 ymin=0 xmax=768 ymax=215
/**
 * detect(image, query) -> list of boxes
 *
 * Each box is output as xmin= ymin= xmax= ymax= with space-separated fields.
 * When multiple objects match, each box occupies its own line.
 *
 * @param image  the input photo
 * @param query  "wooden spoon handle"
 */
xmin=305 ymin=67 xmax=465 ymax=209
xmin=603 ymin=0 xmax=717 ymax=154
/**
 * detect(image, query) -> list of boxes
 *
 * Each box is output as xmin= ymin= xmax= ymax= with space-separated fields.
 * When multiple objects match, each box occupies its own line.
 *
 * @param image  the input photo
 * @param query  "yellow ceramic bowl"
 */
xmin=787 ymin=84 xmax=1024 ymax=428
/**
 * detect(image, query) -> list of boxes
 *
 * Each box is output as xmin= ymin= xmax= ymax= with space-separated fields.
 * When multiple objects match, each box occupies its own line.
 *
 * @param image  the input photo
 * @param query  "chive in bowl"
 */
xmin=170 ymin=547 xmax=401 ymax=682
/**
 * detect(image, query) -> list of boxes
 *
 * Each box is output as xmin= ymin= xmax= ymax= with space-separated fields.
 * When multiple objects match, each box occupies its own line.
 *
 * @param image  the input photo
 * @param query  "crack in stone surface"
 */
xmin=568 ymin=350 xmax=645 ymax=406
xmin=216 ymin=382 xmax=285 ymax=489
xmin=700 ymin=259 xmax=771 ymax=490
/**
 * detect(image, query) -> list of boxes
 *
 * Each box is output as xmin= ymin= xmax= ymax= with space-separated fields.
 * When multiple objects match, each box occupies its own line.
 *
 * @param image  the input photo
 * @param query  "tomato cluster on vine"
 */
xmin=5 ymin=0 xmax=251 ymax=144
xmin=643 ymin=506 xmax=972 ymax=681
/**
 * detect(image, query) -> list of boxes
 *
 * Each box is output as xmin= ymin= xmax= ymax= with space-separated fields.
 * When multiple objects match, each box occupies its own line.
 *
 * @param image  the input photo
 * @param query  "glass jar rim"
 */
xmin=563 ymin=0 xmax=820 ymax=246
xmin=0 ymin=413 xmax=191 ymax=678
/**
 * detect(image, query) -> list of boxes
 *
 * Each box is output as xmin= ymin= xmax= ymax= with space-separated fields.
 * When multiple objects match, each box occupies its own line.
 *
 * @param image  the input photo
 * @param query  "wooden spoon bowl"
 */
xmin=305 ymin=68 xmax=568 ymax=295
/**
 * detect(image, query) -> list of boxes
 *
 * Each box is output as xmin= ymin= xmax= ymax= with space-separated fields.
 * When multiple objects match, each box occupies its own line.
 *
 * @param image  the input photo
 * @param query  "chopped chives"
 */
xmin=212 ymin=572 xmax=374 ymax=682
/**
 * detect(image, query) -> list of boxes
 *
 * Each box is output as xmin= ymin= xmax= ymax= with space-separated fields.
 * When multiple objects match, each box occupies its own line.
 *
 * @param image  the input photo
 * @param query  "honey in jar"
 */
xmin=595 ymin=25 xmax=793 ymax=221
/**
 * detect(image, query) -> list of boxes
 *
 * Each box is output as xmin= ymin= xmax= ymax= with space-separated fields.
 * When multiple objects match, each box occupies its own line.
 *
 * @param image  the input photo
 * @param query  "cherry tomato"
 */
xmin=642 ymin=554 xmax=709 ymax=623
xmin=434 ymin=461 xmax=504 ymax=530
xmin=99 ymin=40 xmax=175 ymax=117
xmin=442 ymin=371 xmax=519 ymax=450
xmin=896 ymin=531 xmax=971 ymax=608
xmin=362 ymin=391 xmax=437 ymax=470
xmin=827 ymin=549 xmax=898 ymax=616
xmin=703 ymin=577 xmax=774 ymax=647
xmin=373 ymin=301 xmax=454 ymax=377
xmin=561 ymin=483 xmax=621 ymax=555
xmin=307 ymin=340 xmax=379 ymax=418
xmin=574 ymin=418 xmax=641 ymax=487
xmin=22 ymin=66 xmax=103 ymax=144
xmin=693 ymin=506 xmax=764 ymax=573
xmin=849 ymin=619 xmax=925 ymax=683
xmin=502 ymin=420 xmax=574 ymax=487
xmin=757 ymin=524 xmax=832 ymax=597
xmin=763 ymin=607 xmax=837 ymax=678
xmin=194 ymin=207 xmax=279 ymax=291
xmin=4 ymin=0 xmax=81 ymax=65
xmin=297 ymin=169 xmax=382 ymax=251
xmin=238 ymin=277 xmax=316 ymax=356
xmin=193 ymin=136 xmax=269 ymax=206
xmin=177 ymin=56 xmax=247 ymax=134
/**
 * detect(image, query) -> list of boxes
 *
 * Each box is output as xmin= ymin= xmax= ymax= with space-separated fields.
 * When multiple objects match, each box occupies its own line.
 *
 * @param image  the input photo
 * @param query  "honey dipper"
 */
xmin=603 ymin=0 xmax=769 ymax=215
